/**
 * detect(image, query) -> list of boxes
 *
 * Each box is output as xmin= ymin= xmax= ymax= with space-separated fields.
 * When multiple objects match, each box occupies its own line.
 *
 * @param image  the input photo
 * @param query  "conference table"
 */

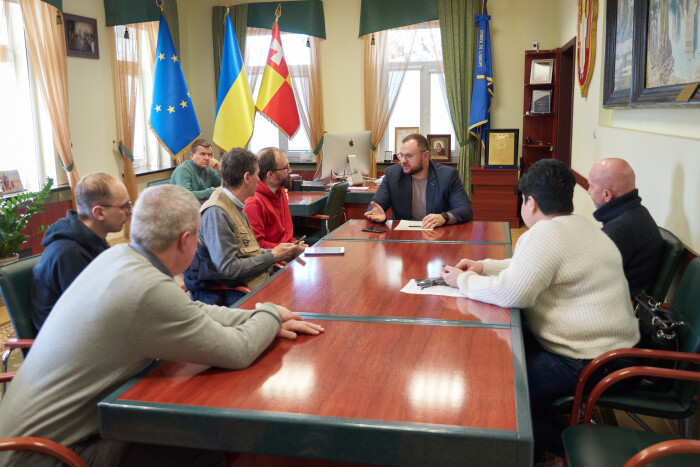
xmin=287 ymin=191 xmax=328 ymax=216
xmin=99 ymin=220 xmax=532 ymax=466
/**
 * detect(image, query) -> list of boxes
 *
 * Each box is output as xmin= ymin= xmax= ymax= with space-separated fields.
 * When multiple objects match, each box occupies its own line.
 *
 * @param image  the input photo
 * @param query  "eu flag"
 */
xmin=468 ymin=14 xmax=493 ymax=143
xmin=150 ymin=15 xmax=200 ymax=158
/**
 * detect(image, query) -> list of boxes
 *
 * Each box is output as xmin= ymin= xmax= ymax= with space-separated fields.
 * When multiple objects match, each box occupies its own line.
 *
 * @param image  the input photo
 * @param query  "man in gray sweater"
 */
xmin=0 ymin=185 xmax=323 ymax=466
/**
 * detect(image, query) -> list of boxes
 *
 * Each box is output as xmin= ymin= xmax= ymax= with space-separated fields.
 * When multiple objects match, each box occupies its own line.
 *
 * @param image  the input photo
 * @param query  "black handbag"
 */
xmin=633 ymin=291 xmax=684 ymax=389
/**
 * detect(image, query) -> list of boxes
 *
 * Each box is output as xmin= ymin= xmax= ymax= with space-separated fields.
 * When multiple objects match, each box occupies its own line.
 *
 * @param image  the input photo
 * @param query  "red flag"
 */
xmin=255 ymin=22 xmax=300 ymax=138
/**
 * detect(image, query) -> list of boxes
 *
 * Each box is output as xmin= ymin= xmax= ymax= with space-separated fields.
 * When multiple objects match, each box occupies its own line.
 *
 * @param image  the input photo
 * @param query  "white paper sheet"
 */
xmin=400 ymin=279 xmax=464 ymax=297
xmin=394 ymin=220 xmax=433 ymax=231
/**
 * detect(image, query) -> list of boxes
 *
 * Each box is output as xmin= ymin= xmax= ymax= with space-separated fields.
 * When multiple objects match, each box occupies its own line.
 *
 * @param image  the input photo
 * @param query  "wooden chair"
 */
xmin=563 ymin=350 xmax=700 ymax=467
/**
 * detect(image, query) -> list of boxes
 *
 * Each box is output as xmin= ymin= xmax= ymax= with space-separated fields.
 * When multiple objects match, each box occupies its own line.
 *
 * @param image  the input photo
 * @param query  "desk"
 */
xmin=100 ymin=222 xmax=532 ymax=466
xmin=287 ymin=192 xmax=328 ymax=216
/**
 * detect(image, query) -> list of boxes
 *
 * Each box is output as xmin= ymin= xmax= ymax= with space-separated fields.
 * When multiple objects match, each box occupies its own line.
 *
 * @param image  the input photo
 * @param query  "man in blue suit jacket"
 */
xmin=365 ymin=134 xmax=472 ymax=228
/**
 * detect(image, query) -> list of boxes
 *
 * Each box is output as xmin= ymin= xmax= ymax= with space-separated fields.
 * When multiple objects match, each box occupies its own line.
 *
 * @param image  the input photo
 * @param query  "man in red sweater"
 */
xmin=244 ymin=148 xmax=307 ymax=252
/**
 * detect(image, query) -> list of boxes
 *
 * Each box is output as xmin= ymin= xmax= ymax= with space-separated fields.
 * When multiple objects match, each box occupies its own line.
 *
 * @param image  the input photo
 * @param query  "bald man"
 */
xmin=588 ymin=158 xmax=664 ymax=298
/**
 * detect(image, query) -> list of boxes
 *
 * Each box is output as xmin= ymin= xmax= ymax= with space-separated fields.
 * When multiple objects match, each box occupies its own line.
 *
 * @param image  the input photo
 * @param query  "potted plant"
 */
xmin=0 ymin=178 xmax=54 ymax=264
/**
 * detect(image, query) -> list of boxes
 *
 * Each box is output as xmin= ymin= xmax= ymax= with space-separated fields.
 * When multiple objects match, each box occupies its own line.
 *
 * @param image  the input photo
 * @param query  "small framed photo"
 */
xmin=529 ymin=58 xmax=553 ymax=84
xmin=0 ymin=170 xmax=25 ymax=194
xmin=394 ymin=127 xmax=419 ymax=155
xmin=427 ymin=134 xmax=451 ymax=161
xmin=64 ymin=13 xmax=99 ymax=59
xmin=484 ymin=129 xmax=519 ymax=168
xmin=384 ymin=150 xmax=393 ymax=162
xmin=530 ymin=89 xmax=553 ymax=115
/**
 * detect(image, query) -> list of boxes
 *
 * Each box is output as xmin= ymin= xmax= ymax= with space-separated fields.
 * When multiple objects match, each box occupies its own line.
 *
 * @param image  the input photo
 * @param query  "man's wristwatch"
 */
xmin=441 ymin=212 xmax=450 ymax=223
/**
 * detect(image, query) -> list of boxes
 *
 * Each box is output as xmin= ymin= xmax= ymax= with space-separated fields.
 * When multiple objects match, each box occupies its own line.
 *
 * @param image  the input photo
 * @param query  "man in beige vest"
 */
xmin=184 ymin=147 xmax=304 ymax=305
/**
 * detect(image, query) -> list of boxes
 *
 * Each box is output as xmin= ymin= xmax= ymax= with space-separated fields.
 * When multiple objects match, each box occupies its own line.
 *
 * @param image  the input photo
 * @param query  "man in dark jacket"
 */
xmin=588 ymin=158 xmax=664 ymax=298
xmin=364 ymin=134 xmax=472 ymax=228
xmin=31 ymin=173 xmax=131 ymax=330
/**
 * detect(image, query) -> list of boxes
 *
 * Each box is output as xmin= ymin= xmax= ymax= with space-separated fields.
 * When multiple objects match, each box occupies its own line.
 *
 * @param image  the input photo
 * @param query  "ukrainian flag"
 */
xmin=150 ymin=14 xmax=200 ymax=159
xmin=213 ymin=12 xmax=255 ymax=152
xmin=468 ymin=14 xmax=493 ymax=143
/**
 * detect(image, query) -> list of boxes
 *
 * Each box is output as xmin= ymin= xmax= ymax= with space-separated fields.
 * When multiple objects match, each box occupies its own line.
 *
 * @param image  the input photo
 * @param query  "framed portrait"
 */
xmin=602 ymin=0 xmax=634 ymax=107
xmin=64 ymin=13 xmax=100 ymax=59
xmin=394 ymin=127 xmax=419 ymax=155
xmin=530 ymin=89 xmax=553 ymax=114
xmin=427 ymin=134 xmax=451 ymax=161
xmin=529 ymin=59 xmax=554 ymax=84
xmin=484 ymin=129 xmax=519 ymax=168
xmin=630 ymin=0 xmax=700 ymax=106
xmin=0 ymin=170 xmax=24 ymax=194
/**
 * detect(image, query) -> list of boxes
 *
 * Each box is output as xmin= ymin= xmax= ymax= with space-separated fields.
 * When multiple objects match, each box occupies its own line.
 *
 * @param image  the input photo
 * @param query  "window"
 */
xmin=113 ymin=24 xmax=170 ymax=172
xmin=382 ymin=23 xmax=456 ymax=158
xmin=0 ymin=0 xmax=55 ymax=191
xmin=245 ymin=29 xmax=311 ymax=161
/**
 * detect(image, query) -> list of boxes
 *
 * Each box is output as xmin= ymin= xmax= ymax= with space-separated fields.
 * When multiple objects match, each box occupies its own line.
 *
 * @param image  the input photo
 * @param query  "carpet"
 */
xmin=0 ymin=321 xmax=16 ymax=354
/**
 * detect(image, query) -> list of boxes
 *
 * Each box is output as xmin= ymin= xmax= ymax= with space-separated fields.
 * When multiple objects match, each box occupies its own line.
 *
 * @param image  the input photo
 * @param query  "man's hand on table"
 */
xmin=258 ymin=303 xmax=325 ymax=340
xmin=364 ymin=202 xmax=386 ymax=223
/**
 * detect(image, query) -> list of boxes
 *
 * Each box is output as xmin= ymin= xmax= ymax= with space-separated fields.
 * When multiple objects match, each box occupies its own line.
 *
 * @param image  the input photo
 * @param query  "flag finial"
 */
xmin=156 ymin=0 xmax=164 ymax=13
xmin=275 ymin=4 xmax=282 ymax=22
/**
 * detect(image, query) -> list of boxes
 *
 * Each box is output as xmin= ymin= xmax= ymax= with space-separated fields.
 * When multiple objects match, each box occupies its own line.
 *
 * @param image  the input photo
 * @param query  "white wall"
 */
xmin=559 ymin=0 xmax=700 ymax=252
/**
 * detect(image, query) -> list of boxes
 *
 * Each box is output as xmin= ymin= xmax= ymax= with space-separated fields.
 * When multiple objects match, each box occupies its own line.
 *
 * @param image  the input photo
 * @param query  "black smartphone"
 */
xmin=362 ymin=227 xmax=387 ymax=233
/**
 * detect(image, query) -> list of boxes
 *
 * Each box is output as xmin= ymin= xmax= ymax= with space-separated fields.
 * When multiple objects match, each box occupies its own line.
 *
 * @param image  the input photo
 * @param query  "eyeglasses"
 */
xmin=101 ymin=201 xmax=132 ymax=212
xmin=270 ymin=165 xmax=292 ymax=172
xmin=397 ymin=150 xmax=427 ymax=161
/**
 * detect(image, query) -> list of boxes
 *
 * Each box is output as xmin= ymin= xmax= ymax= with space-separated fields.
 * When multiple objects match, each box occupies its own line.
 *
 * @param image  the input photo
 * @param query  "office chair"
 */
xmin=649 ymin=227 xmax=685 ymax=301
xmin=297 ymin=181 xmax=349 ymax=245
xmin=0 ymin=255 xmax=40 ymax=377
xmin=563 ymin=350 xmax=700 ymax=467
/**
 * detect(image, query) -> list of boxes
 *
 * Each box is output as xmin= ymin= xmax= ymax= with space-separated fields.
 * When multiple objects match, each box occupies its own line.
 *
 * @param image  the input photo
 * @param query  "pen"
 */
xmin=294 ymin=235 xmax=306 ymax=244
xmin=407 ymin=226 xmax=423 ymax=228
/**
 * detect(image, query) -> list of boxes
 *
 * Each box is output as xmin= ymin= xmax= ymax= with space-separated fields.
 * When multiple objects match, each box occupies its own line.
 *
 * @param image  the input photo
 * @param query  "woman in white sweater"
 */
xmin=442 ymin=159 xmax=639 ymax=458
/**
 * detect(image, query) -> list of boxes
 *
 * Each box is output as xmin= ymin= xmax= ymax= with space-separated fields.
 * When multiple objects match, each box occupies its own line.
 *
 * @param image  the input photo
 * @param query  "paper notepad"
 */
xmin=394 ymin=220 xmax=433 ymax=231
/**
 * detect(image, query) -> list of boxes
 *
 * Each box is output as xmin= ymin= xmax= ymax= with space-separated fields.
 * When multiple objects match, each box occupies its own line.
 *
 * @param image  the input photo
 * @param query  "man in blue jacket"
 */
xmin=31 ymin=173 xmax=131 ymax=330
xmin=365 ymin=133 xmax=472 ymax=228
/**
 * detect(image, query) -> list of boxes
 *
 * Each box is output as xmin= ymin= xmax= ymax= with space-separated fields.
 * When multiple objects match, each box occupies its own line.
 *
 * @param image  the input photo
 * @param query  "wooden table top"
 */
xmin=286 ymin=191 xmax=328 ymax=217
xmin=326 ymin=219 xmax=511 ymax=243
xmin=239 ymin=240 xmax=512 ymax=323
xmin=99 ymin=222 xmax=532 ymax=466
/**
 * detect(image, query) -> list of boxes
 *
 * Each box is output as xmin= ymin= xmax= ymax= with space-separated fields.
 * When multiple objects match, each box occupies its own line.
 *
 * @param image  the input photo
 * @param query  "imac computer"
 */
xmin=317 ymin=130 xmax=372 ymax=182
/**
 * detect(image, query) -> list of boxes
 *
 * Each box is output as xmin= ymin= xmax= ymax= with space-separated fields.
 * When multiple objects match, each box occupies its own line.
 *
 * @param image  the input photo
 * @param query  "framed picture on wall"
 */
xmin=63 ymin=13 xmax=100 ymax=59
xmin=394 ymin=127 xmax=419 ymax=155
xmin=484 ymin=129 xmax=519 ymax=168
xmin=427 ymin=134 xmax=451 ymax=161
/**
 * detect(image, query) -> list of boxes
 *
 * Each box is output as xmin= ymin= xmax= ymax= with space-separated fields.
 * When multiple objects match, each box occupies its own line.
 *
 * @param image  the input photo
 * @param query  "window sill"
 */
xmin=131 ymin=166 xmax=175 ymax=177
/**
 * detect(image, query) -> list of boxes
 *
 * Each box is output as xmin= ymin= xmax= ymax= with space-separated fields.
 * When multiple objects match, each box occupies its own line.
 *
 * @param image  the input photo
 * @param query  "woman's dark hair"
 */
xmin=518 ymin=159 xmax=575 ymax=215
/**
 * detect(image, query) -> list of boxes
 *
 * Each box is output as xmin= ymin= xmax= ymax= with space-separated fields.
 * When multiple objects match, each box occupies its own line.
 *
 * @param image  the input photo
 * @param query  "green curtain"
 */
xmin=247 ymin=0 xmax=325 ymax=38
xmin=42 ymin=0 xmax=61 ymax=10
xmin=212 ymin=5 xmax=248 ymax=92
xmin=438 ymin=0 xmax=481 ymax=193
xmin=104 ymin=0 xmax=179 ymax=53
xmin=359 ymin=0 xmax=438 ymax=36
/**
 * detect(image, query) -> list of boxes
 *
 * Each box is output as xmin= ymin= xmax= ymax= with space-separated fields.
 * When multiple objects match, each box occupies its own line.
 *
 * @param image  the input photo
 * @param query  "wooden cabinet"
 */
xmin=469 ymin=166 xmax=520 ymax=227
xmin=522 ymin=49 xmax=560 ymax=172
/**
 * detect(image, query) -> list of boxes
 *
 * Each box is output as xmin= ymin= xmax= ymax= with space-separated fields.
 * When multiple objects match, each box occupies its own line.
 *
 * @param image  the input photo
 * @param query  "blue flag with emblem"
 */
xmin=468 ymin=14 xmax=493 ymax=144
xmin=150 ymin=14 xmax=200 ymax=158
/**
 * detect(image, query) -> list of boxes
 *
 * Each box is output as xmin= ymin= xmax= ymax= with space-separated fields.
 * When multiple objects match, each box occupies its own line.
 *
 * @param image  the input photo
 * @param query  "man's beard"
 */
xmin=281 ymin=176 xmax=292 ymax=189
xmin=404 ymin=160 xmax=423 ymax=176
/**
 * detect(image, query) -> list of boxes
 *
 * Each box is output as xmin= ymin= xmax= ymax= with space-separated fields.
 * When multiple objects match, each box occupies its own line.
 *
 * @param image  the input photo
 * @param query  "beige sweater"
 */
xmin=457 ymin=215 xmax=639 ymax=359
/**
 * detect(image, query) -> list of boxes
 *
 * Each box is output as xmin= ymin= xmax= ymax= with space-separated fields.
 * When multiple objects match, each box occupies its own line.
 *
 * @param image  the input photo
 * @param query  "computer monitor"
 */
xmin=316 ymin=130 xmax=372 ymax=181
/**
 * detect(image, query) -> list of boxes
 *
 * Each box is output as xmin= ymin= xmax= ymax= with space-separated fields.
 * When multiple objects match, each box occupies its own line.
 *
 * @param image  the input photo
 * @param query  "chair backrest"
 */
xmin=322 ymin=182 xmax=349 ymax=233
xmin=650 ymin=227 xmax=685 ymax=300
xmin=0 ymin=255 xmax=41 ymax=340
xmin=668 ymin=257 xmax=700 ymax=399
